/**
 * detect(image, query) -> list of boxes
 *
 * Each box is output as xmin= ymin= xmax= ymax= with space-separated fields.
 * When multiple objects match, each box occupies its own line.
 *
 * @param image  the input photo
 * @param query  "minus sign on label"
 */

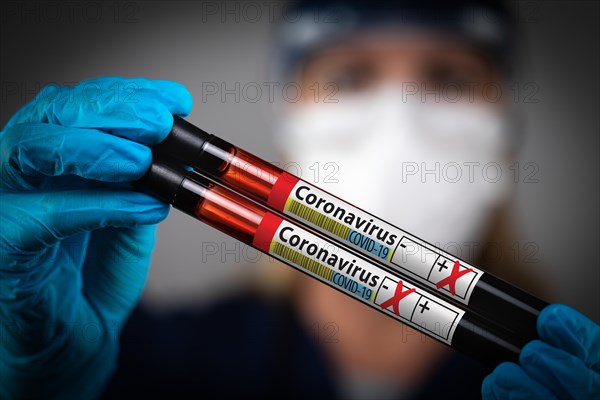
xmin=382 ymin=285 xmax=389 ymax=290
xmin=400 ymin=244 xmax=406 ymax=248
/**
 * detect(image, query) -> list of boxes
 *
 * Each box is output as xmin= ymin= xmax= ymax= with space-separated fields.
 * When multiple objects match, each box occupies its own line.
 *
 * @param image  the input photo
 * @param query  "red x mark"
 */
xmin=379 ymin=280 xmax=416 ymax=316
xmin=435 ymin=260 xmax=473 ymax=296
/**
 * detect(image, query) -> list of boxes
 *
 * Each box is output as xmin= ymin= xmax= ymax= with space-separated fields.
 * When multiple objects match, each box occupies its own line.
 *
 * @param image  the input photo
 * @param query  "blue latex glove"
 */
xmin=482 ymin=304 xmax=600 ymax=400
xmin=0 ymin=76 xmax=192 ymax=399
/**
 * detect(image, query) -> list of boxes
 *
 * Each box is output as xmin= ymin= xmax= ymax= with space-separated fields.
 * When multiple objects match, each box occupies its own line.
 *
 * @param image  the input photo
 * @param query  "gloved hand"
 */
xmin=482 ymin=304 xmax=600 ymax=400
xmin=0 ymin=76 xmax=192 ymax=399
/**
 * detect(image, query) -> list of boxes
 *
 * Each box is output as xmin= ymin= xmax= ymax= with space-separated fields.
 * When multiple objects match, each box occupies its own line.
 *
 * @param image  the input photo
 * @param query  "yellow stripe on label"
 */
xmin=284 ymin=199 xmax=351 ymax=240
xmin=270 ymin=241 xmax=334 ymax=281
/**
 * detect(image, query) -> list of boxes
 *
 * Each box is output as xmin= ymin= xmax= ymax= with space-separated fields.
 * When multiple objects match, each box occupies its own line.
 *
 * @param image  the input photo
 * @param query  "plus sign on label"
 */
xmin=390 ymin=236 xmax=483 ymax=304
xmin=437 ymin=260 xmax=450 ymax=272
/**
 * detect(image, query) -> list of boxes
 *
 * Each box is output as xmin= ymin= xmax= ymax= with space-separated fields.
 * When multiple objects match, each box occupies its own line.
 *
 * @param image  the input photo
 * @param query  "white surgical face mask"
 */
xmin=275 ymin=87 xmax=512 ymax=254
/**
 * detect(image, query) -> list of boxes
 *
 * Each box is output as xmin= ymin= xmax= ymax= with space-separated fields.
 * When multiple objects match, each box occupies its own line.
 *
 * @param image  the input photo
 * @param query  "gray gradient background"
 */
xmin=1 ymin=0 xmax=598 ymax=322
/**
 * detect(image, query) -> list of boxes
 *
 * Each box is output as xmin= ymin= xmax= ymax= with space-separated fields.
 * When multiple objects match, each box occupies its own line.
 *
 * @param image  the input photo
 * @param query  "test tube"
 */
xmin=154 ymin=116 xmax=548 ymax=345
xmin=135 ymin=157 xmax=523 ymax=366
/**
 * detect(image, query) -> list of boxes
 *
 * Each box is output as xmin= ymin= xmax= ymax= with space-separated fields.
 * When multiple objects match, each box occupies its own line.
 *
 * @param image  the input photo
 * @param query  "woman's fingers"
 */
xmin=1 ymin=123 xmax=154 ymax=190
xmin=537 ymin=304 xmax=600 ymax=372
xmin=1 ymin=189 xmax=169 ymax=259
xmin=3 ymin=77 xmax=193 ymax=145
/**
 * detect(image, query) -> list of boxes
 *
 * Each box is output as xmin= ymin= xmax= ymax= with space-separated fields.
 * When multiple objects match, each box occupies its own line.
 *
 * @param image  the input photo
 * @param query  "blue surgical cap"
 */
xmin=272 ymin=0 xmax=517 ymax=80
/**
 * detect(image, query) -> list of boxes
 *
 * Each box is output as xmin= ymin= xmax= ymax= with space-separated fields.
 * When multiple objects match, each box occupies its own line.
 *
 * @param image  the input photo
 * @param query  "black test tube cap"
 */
xmin=135 ymin=158 xmax=186 ymax=205
xmin=156 ymin=116 xmax=213 ymax=165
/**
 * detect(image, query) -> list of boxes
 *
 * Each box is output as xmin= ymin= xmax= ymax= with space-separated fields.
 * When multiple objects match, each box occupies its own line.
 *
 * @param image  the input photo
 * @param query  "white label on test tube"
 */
xmin=253 ymin=213 xmax=465 ymax=345
xmin=266 ymin=174 xmax=484 ymax=304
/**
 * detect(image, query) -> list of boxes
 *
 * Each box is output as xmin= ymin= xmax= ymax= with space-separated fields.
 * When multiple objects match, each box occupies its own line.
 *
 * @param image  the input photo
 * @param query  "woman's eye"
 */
xmin=327 ymin=65 xmax=376 ymax=93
